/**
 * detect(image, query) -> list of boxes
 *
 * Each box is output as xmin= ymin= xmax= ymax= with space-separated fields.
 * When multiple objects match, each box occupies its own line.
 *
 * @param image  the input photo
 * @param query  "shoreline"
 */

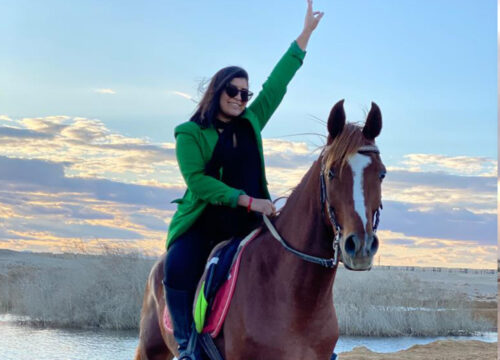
xmin=1 ymin=317 xmax=497 ymax=359
xmin=335 ymin=332 xmax=497 ymax=354
xmin=1 ymin=312 xmax=496 ymax=338
xmin=338 ymin=339 xmax=497 ymax=359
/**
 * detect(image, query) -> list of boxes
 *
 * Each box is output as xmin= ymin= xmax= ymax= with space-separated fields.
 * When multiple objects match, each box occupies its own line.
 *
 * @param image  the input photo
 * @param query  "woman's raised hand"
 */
xmin=304 ymin=0 xmax=324 ymax=33
xmin=296 ymin=0 xmax=324 ymax=50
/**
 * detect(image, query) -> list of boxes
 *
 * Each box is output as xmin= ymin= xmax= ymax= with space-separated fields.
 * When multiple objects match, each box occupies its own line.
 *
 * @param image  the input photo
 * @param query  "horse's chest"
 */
xmin=226 ymin=340 xmax=333 ymax=360
xmin=230 ymin=314 xmax=336 ymax=359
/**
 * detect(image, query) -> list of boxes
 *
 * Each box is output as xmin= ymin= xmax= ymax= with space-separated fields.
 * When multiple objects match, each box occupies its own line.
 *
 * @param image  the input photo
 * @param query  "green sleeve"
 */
xmin=175 ymin=131 xmax=245 ymax=208
xmin=248 ymin=40 xmax=306 ymax=131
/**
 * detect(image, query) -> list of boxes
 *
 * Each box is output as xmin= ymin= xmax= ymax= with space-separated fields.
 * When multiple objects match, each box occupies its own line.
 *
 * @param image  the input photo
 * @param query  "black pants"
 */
xmin=163 ymin=204 xmax=262 ymax=292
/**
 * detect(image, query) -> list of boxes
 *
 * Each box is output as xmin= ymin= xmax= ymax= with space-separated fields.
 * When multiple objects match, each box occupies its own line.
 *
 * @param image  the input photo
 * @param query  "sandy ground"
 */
xmin=338 ymin=340 xmax=497 ymax=360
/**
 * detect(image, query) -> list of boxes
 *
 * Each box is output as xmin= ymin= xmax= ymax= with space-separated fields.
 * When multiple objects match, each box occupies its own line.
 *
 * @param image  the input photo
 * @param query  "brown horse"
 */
xmin=135 ymin=99 xmax=385 ymax=360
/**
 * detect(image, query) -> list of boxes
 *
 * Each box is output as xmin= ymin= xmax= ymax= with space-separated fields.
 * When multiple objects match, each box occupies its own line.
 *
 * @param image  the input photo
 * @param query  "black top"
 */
xmin=208 ymin=118 xmax=264 ymax=198
xmin=198 ymin=117 xmax=265 ymax=239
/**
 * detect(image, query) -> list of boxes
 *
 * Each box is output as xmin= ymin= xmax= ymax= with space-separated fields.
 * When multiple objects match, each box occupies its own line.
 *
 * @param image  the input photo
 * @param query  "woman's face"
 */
xmin=218 ymin=77 xmax=249 ymax=121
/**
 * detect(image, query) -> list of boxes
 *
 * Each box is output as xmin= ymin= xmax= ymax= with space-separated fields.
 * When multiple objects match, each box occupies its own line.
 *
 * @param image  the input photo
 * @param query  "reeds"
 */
xmin=0 ymin=250 xmax=495 ymax=335
xmin=0 ymin=249 xmax=154 ymax=330
xmin=333 ymin=267 xmax=494 ymax=336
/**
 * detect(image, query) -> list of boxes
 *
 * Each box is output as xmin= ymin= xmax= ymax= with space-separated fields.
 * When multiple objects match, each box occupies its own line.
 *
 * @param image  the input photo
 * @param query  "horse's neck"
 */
xmin=276 ymin=160 xmax=334 ymax=255
xmin=258 ymin=160 xmax=337 ymax=308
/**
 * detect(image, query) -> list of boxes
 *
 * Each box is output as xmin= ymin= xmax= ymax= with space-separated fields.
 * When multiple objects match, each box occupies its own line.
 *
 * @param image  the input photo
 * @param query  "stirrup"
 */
xmin=177 ymin=324 xmax=200 ymax=360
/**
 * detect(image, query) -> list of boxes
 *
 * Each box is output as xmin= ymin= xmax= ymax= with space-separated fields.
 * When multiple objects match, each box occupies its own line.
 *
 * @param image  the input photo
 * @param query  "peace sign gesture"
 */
xmin=296 ymin=0 xmax=324 ymax=50
xmin=304 ymin=0 xmax=324 ymax=33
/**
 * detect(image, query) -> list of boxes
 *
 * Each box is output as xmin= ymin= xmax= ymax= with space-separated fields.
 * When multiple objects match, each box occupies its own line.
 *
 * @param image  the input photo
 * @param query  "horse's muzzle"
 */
xmin=341 ymin=233 xmax=379 ymax=271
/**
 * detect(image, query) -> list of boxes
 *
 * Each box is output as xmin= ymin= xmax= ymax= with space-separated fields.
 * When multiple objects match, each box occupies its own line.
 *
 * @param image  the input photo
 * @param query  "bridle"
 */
xmin=263 ymin=144 xmax=382 ymax=269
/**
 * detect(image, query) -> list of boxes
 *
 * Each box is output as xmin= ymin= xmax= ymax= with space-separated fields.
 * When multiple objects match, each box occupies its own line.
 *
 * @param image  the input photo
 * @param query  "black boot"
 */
xmin=164 ymin=286 xmax=201 ymax=360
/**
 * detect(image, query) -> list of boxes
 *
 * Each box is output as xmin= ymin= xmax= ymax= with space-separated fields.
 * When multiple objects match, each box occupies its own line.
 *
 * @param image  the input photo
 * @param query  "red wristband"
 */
xmin=247 ymin=197 xmax=253 ymax=213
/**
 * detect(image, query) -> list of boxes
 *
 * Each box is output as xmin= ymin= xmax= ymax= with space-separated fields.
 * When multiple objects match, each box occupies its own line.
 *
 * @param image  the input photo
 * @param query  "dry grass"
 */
xmin=333 ymin=267 xmax=495 ymax=336
xmin=0 ymin=249 xmax=496 ymax=335
xmin=0 ymin=248 xmax=154 ymax=329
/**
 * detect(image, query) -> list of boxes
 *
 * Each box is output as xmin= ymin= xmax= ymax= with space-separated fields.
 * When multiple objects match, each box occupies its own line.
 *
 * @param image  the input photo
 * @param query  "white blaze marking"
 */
xmin=348 ymin=153 xmax=372 ymax=231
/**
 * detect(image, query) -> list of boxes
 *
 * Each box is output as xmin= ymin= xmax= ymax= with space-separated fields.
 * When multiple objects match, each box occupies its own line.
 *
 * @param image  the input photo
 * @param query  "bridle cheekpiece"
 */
xmin=263 ymin=144 xmax=382 ymax=269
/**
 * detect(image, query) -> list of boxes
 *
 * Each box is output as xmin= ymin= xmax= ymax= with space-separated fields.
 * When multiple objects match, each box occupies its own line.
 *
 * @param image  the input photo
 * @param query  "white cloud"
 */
xmin=170 ymin=90 xmax=196 ymax=102
xmin=0 ymin=115 xmax=496 ymax=263
xmin=20 ymin=116 xmax=70 ymax=134
xmin=0 ymin=116 xmax=176 ymax=181
xmin=60 ymin=118 xmax=109 ymax=142
xmin=400 ymin=153 xmax=496 ymax=177
xmin=383 ymin=170 xmax=496 ymax=215
xmin=375 ymin=230 xmax=496 ymax=269
xmin=263 ymin=139 xmax=312 ymax=155
xmin=0 ymin=115 xmax=12 ymax=122
xmin=94 ymin=88 xmax=116 ymax=94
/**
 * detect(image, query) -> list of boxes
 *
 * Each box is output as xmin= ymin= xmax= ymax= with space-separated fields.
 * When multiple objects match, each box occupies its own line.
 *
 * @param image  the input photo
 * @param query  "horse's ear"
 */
xmin=327 ymin=99 xmax=346 ymax=144
xmin=363 ymin=102 xmax=382 ymax=140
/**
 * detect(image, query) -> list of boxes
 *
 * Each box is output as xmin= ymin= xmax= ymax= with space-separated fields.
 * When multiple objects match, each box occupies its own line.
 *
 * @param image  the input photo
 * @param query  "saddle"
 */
xmin=163 ymin=227 xmax=261 ymax=337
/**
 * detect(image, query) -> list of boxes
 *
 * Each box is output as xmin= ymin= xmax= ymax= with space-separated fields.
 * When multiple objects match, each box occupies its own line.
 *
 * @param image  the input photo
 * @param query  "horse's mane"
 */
xmin=275 ymin=122 xmax=372 ymax=217
xmin=323 ymin=123 xmax=371 ymax=176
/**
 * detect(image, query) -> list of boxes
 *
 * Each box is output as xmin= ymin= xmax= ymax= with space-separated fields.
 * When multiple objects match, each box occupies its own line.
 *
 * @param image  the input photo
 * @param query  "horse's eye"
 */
xmin=379 ymin=171 xmax=386 ymax=180
xmin=328 ymin=169 xmax=335 ymax=180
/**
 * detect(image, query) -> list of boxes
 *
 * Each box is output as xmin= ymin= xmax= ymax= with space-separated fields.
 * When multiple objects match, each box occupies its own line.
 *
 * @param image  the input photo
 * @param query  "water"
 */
xmin=0 ymin=315 xmax=496 ymax=359
xmin=335 ymin=333 xmax=497 ymax=354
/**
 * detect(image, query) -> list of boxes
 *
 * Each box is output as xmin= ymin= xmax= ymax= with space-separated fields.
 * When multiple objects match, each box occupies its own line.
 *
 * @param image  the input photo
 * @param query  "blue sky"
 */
xmin=0 ymin=0 xmax=497 ymax=268
xmin=2 ymin=0 xmax=496 ymax=156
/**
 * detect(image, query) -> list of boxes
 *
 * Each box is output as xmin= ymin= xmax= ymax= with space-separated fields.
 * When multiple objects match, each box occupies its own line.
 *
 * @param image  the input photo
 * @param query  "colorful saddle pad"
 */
xmin=163 ymin=227 xmax=261 ymax=337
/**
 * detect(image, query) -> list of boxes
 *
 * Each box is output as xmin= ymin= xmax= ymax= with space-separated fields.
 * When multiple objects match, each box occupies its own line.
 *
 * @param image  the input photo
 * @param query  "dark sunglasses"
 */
xmin=225 ymin=83 xmax=253 ymax=102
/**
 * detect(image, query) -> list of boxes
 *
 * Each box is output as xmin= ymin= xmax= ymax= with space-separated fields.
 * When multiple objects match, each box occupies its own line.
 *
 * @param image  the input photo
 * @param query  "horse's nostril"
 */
xmin=371 ymin=235 xmax=379 ymax=254
xmin=344 ymin=235 xmax=357 ymax=257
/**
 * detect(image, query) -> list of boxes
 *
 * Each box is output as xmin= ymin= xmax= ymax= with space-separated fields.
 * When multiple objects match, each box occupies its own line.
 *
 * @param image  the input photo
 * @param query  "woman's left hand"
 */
xmin=296 ymin=0 xmax=324 ymax=50
xmin=303 ymin=0 xmax=324 ymax=34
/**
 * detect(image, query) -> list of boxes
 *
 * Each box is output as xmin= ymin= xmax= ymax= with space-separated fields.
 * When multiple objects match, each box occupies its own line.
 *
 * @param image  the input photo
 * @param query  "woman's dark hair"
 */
xmin=189 ymin=66 xmax=248 ymax=128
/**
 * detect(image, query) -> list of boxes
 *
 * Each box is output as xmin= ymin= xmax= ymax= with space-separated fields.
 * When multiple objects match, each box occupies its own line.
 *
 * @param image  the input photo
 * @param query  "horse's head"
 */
xmin=322 ymin=100 xmax=385 ymax=271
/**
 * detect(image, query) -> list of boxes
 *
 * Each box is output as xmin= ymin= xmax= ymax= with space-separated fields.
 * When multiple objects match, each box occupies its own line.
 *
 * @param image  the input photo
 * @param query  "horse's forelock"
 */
xmin=323 ymin=123 xmax=370 ymax=176
xmin=281 ymin=124 xmax=372 ymax=215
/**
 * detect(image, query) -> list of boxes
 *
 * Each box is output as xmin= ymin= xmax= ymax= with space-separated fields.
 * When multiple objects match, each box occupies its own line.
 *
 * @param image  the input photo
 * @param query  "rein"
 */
xmin=263 ymin=145 xmax=381 ymax=269
xmin=263 ymin=215 xmax=338 ymax=268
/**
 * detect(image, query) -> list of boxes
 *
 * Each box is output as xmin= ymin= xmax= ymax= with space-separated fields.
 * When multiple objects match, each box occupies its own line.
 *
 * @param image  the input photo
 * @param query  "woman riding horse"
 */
xmin=163 ymin=1 xmax=324 ymax=359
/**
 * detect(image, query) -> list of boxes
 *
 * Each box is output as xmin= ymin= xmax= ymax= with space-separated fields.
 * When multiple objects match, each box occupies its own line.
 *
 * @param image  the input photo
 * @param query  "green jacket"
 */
xmin=166 ymin=41 xmax=306 ymax=249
